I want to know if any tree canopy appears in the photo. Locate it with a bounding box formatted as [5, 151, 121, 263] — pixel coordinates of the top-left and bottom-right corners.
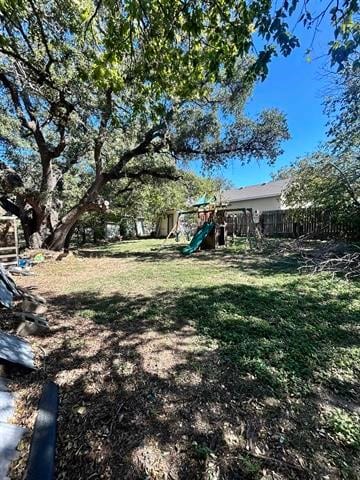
[281, 153, 359, 222]
[119, 171, 229, 226]
[0, 0, 358, 249]
[324, 65, 360, 156]
[278, 64, 359, 225]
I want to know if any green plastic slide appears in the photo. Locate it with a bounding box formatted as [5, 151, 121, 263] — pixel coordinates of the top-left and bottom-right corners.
[181, 222, 215, 255]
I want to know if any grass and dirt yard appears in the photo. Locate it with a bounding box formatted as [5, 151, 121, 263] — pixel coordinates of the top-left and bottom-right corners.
[8, 239, 360, 479]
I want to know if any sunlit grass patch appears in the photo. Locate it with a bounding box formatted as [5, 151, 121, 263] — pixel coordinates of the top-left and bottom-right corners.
[325, 408, 360, 449]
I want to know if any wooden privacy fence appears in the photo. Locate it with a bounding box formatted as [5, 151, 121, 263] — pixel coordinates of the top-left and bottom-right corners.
[226, 209, 360, 239]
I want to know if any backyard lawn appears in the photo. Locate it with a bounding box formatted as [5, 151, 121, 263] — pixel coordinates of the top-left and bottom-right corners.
[12, 239, 360, 479]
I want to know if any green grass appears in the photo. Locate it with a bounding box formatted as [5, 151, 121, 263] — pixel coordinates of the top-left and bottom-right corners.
[72, 239, 360, 398]
[325, 408, 360, 449]
[43, 238, 360, 476]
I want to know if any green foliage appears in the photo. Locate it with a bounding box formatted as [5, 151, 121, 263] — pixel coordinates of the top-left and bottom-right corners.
[324, 65, 360, 156]
[122, 172, 229, 226]
[74, 171, 227, 239]
[191, 442, 214, 460]
[281, 153, 360, 225]
[0, 0, 290, 245]
[0, 1, 356, 103]
[0, 0, 358, 248]
[277, 61, 359, 227]
[0, 0, 297, 115]
[326, 408, 360, 449]
[239, 456, 261, 477]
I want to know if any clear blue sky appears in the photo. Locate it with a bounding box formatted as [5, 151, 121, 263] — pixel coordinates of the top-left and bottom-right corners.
[192, 16, 333, 188]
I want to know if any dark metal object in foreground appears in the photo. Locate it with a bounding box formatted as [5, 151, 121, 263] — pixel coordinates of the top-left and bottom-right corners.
[25, 381, 59, 480]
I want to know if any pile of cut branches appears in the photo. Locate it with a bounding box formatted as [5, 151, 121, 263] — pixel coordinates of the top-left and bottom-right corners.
[297, 241, 360, 280]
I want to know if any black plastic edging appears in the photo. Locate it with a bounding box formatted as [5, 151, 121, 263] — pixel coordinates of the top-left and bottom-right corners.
[25, 381, 59, 480]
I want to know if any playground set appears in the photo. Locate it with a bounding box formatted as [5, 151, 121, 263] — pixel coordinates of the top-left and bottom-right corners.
[165, 196, 260, 255]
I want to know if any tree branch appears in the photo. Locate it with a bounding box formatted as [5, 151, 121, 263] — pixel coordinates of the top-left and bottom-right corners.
[0, 13, 35, 56]
[0, 73, 35, 132]
[94, 89, 112, 177]
[124, 168, 180, 182]
[1, 75, 73, 170]
[105, 123, 166, 181]
[0, 73, 52, 157]
[328, 160, 360, 209]
[171, 143, 252, 157]
[28, 0, 55, 74]
[20, 89, 37, 123]
[84, 0, 103, 35]
[0, 45, 56, 90]
[0, 196, 22, 218]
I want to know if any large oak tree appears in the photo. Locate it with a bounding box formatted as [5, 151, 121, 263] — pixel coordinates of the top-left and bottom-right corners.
[0, 0, 357, 249]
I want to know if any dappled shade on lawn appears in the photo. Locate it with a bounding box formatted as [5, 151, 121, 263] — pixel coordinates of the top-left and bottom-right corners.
[12, 239, 360, 479]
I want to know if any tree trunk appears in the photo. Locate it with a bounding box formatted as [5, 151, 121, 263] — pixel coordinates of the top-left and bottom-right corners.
[14, 205, 48, 249]
[28, 231, 43, 249]
[45, 210, 82, 251]
[21, 205, 56, 249]
[46, 174, 107, 250]
[1, 159, 61, 249]
[64, 224, 77, 252]
[1, 168, 109, 251]
[2, 193, 85, 251]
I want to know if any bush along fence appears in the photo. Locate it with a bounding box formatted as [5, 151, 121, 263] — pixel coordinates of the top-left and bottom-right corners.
[226, 208, 360, 240]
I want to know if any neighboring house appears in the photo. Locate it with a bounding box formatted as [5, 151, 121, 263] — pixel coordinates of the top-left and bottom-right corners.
[218, 179, 289, 212]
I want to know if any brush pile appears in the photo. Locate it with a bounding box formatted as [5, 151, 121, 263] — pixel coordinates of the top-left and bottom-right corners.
[297, 241, 360, 280]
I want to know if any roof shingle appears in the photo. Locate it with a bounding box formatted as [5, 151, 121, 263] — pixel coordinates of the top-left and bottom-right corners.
[220, 179, 289, 203]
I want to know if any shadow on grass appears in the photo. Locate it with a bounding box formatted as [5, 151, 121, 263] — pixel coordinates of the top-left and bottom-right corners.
[34, 277, 360, 479]
[52, 280, 359, 395]
[77, 242, 303, 279]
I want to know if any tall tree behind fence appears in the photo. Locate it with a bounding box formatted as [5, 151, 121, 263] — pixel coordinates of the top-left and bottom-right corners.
[226, 209, 360, 239]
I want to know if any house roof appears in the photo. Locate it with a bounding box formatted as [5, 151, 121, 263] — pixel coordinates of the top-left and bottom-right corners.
[220, 179, 289, 203]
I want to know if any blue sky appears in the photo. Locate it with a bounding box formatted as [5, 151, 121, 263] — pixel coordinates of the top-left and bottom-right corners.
[193, 16, 334, 188]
